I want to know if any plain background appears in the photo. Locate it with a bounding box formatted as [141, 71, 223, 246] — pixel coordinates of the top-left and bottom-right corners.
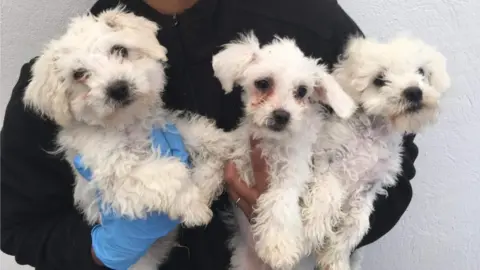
[1, 0, 479, 269]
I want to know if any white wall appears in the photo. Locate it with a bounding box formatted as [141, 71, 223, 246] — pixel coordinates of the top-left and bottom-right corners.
[1, 0, 479, 269]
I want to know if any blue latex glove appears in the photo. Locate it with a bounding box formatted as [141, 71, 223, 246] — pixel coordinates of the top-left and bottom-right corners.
[73, 123, 189, 270]
[151, 123, 191, 166]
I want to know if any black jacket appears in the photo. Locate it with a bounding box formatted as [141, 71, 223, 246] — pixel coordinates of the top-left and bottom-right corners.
[0, 0, 418, 269]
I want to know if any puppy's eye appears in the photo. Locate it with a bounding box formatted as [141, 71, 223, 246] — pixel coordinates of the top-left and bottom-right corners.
[373, 73, 386, 87]
[254, 77, 273, 92]
[73, 68, 88, 81]
[110, 45, 128, 58]
[417, 67, 425, 76]
[295, 85, 308, 99]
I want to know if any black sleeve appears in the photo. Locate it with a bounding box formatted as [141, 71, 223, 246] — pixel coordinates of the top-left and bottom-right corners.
[326, 3, 419, 248]
[0, 59, 107, 270]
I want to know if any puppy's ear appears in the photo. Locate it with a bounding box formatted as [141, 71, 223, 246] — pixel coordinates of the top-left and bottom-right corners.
[23, 47, 72, 126]
[99, 7, 166, 62]
[127, 31, 168, 62]
[212, 31, 260, 93]
[334, 36, 372, 92]
[341, 35, 368, 61]
[314, 66, 357, 119]
[98, 6, 160, 35]
[425, 48, 451, 94]
[144, 39, 168, 62]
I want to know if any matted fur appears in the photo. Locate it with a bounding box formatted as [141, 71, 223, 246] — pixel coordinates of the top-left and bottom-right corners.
[302, 35, 451, 270]
[213, 32, 356, 270]
[23, 7, 234, 270]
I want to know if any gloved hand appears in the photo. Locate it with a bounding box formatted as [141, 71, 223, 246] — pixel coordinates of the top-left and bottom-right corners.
[73, 123, 189, 270]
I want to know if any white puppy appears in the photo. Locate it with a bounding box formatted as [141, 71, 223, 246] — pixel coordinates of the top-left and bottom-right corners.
[302, 35, 451, 270]
[212, 32, 356, 270]
[23, 7, 233, 270]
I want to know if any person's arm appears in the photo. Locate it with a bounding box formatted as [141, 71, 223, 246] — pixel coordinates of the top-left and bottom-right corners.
[327, 3, 418, 248]
[1, 59, 106, 270]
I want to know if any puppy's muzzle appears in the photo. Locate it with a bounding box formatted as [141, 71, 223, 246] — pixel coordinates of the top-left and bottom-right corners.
[267, 109, 291, 131]
[107, 80, 132, 106]
[403, 86, 424, 112]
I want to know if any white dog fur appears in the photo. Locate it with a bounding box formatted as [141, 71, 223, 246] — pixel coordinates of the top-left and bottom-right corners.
[212, 32, 357, 270]
[23, 7, 235, 270]
[301, 35, 450, 270]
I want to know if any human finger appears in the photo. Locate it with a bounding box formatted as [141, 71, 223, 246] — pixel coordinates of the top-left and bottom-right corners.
[226, 183, 253, 219]
[224, 161, 259, 205]
[249, 138, 269, 194]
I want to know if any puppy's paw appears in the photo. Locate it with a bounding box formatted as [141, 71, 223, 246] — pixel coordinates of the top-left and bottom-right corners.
[317, 247, 351, 270]
[128, 158, 190, 216]
[255, 231, 302, 270]
[252, 190, 305, 269]
[180, 202, 213, 227]
[320, 259, 351, 270]
[302, 205, 344, 252]
[253, 220, 304, 270]
[171, 185, 213, 227]
[302, 215, 328, 251]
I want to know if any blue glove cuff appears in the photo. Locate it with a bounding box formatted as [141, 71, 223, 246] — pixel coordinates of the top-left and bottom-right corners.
[90, 213, 180, 270]
[91, 225, 153, 270]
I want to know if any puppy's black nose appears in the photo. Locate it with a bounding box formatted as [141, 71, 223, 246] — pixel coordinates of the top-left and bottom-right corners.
[403, 87, 423, 103]
[268, 109, 291, 131]
[272, 109, 291, 125]
[107, 80, 130, 102]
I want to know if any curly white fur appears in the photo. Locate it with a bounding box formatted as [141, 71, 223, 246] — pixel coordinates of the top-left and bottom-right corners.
[302, 35, 451, 270]
[22, 7, 235, 270]
[212, 32, 356, 270]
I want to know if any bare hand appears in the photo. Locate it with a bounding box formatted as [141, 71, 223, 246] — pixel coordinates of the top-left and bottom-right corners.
[224, 138, 269, 220]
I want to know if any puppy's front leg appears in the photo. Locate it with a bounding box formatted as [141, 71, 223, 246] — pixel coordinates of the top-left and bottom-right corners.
[169, 175, 213, 227]
[191, 159, 225, 205]
[123, 158, 189, 216]
[317, 190, 373, 270]
[252, 187, 304, 270]
[175, 116, 233, 205]
[301, 172, 345, 252]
